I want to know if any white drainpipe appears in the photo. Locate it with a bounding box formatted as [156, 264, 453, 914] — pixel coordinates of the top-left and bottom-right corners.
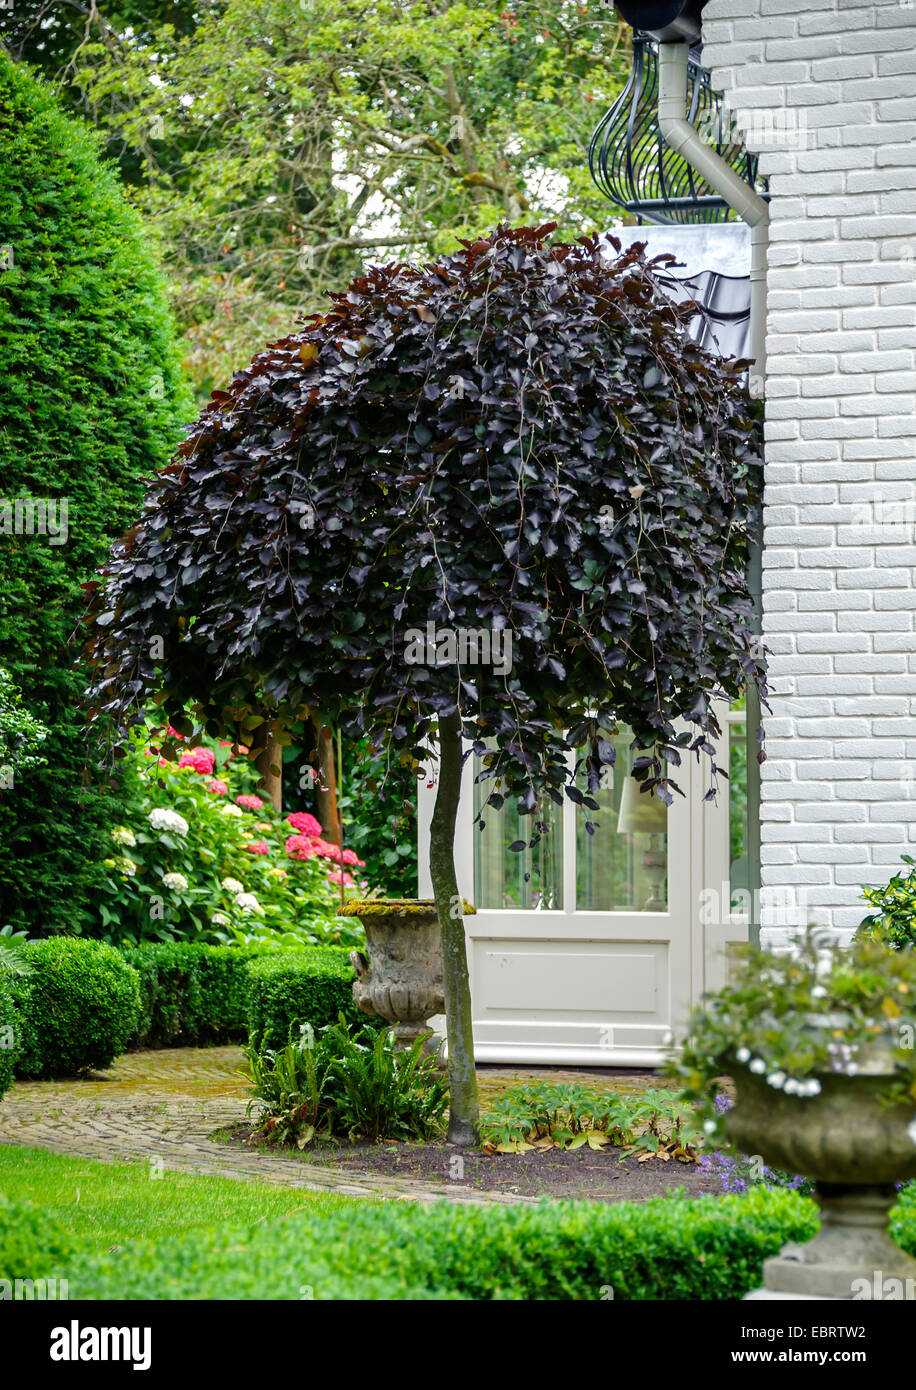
[656, 41, 768, 394]
[656, 39, 767, 942]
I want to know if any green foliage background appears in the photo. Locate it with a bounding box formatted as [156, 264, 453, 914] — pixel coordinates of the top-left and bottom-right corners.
[0, 55, 190, 932]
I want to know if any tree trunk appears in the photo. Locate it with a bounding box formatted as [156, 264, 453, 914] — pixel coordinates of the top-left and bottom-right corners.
[252, 722, 282, 812]
[314, 720, 341, 847]
[428, 710, 479, 1145]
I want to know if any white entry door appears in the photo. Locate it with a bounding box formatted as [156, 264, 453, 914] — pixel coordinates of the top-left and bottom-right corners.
[418, 715, 748, 1067]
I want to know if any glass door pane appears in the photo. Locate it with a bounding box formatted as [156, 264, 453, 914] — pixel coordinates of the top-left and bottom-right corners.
[728, 716, 749, 913]
[472, 753, 563, 909]
[576, 732, 668, 911]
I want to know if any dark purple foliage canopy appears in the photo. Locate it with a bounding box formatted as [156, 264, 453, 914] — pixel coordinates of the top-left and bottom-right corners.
[85, 224, 765, 817]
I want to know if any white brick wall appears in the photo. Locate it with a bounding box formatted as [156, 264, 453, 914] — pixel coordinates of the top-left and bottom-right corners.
[703, 0, 916, 940]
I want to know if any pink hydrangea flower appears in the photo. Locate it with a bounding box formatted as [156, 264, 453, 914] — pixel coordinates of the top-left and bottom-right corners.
[327, 870, 356, 888]
[311, 838, 342, 863]
[286, 811, 323, 837]
[341, 848, 365, 867]
[236, 794, 264, 811]
[285, 834, 315, 860]
[206, 778, 229, 796]
[177, 747, 216, 775]
[242, 840, 270, 855]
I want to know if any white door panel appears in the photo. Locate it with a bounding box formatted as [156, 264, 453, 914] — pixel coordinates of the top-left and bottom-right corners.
[418, 715, 746, 1066]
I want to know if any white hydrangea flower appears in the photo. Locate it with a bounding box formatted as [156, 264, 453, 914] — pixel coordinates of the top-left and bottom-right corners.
[211, 911, 230, 926]
[162, 872, 189, 892]
[115, 857, 137, 877]
[112, 826, 136, 847]
[221, 877, 244, 894]
[749, 1058, 767, 1075]
[735, 1046, 751, 1064]
[220, 804, 243, 818]
[236, 892, 263, 914]
[149, 808, 189, 837]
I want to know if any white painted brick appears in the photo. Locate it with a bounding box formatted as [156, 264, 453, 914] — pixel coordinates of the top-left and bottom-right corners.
[702, 0, 915, 929]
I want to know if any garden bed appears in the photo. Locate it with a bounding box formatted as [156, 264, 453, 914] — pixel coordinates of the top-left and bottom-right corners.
[219, 1124, 722, 1202]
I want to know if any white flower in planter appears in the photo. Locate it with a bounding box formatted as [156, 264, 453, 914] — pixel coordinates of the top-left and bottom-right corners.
[162, 872, 189, 892]
[221, 877, 244, 894]
[736, 1046, 751, 1064]
[149, 808, 189, 837]
[767, 1071, 787, 1090]
[749, 1058, 766, 1075]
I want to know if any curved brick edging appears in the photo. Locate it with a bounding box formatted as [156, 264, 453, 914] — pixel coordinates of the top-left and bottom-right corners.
[0, 1046, 532, 1206]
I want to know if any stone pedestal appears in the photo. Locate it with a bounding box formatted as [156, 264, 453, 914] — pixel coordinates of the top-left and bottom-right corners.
[745, 1185, 916, 1301]
[340, 898, 474, 1063]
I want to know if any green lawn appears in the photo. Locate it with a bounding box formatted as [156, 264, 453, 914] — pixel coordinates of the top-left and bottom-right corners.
[0, 1143, 366, 1254]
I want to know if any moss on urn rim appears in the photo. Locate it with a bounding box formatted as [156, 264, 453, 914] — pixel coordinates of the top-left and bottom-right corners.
[336, 897, 477, 918]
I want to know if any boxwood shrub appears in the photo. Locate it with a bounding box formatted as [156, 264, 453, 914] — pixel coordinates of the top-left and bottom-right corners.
[8, 939, 141, 1079]
[121, 942, 256, 1049]
[15, 1186, 840, 1301]
[245, 948, 359, 1049]
[0, 978, 20, 1100]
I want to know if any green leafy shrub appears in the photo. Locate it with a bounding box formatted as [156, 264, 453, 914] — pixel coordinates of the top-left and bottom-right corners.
[337, 737, 417, 898]
[0, 668, 48, 775]
[0, 54, 188, 934]
[58, 1186, 827, 1301]
[98, 731, 367, 950]
[121, 942, 258, 1049]
[668, 931, 916, 1138]
[8, 939, 141, 1078]
[0, 1194, 79, 1280]
[10, 1169, 916, 1301]
[245, 949, 361, 1050]
[248, 1014, 447, 1146]
[0, 977, 20, 1100]
[858, 855, 916, 950]
[480, 1081, 700, 1158]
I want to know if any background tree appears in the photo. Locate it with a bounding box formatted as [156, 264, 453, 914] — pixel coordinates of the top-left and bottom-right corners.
[0, 54, 189, 932]
[85, 225, 765, 1140]
[11, 0, 630, 394]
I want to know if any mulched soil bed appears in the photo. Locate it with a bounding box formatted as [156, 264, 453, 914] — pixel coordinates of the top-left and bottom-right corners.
[217, 1124, 722, 1203]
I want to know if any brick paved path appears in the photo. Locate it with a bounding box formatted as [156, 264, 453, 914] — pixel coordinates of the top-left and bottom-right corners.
[0, 1048, 666, 1206]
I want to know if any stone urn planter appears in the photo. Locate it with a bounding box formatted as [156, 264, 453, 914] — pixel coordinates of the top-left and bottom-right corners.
[337, 898, 476, 1057]
[725, 1035, 916, 1300]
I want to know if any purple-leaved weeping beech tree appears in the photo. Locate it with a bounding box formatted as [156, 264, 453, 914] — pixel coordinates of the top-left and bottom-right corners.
[84, 225, 766, 1143]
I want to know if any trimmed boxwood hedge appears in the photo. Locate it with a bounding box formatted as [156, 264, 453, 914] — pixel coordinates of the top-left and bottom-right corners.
[121, 942, 256, 1049]
[115, 942, 361, 1051]
[0, 978, 20, 1100]
[4, 1184, 881, 1301]
[245, 948, 360, 1049]
[8, 939, 141, 1079]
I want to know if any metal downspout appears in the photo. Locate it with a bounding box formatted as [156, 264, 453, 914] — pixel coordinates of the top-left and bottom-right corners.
[657, 41, 767, 944]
